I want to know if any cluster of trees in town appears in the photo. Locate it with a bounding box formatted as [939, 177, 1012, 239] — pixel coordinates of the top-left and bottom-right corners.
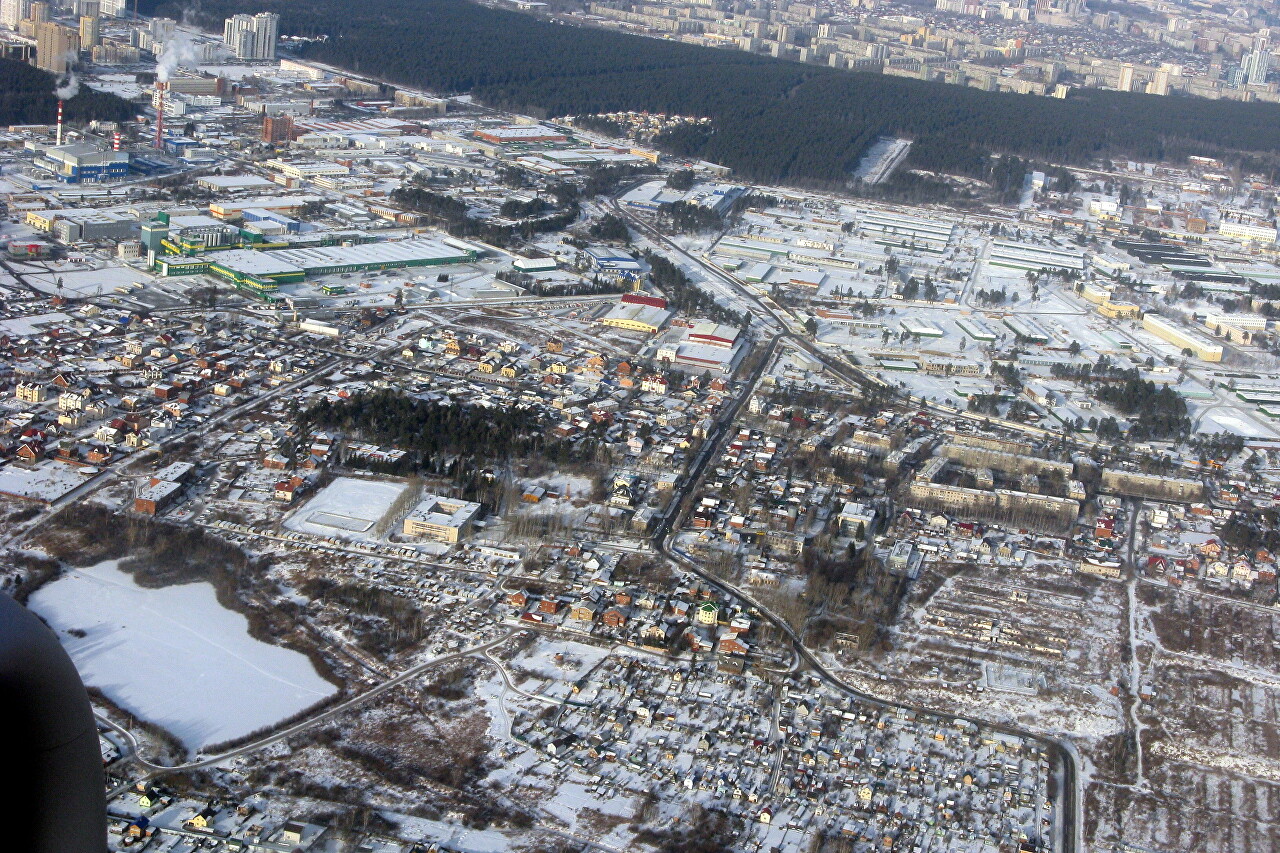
[848, 170, 963, 206]
[573, 114, 626, 139]
[0, 58, 135, 126]
[656, 200, 725, 234]
[643, 250, 749, 328]
[1221, 509, 1280, 552]
[498, 196, 547, 219]
[39, 502, 260, 582]
[390, 183, 579, 247]
[588, 213, 630, 242]
[665, 169, 696, 190]
[898, 275, 939, 302]
[1093, 376, 1191, 441]
[973, 287, 1011, 306]
[296, 577, 428, 656]
[498, 268, 627, 298]
[299, 391, 593, 470]
[967, 392, 1004, 416]
[144, 0, 1280, 188]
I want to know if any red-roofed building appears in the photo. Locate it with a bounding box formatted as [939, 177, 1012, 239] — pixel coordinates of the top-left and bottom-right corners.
[621, 292, 668, 310]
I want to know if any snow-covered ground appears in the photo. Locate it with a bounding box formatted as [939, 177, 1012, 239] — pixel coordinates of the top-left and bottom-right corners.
[30, 560, 337, 750]
[283, 476, 408, 542]
[22, 266, 151, 298]
[0, 310, 75, 337]
[0, 461, 93, 502]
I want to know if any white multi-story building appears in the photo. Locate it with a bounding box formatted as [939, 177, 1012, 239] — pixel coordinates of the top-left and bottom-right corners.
[151, 16, 175, 42]
[0, 0, 30, 29]
[1219, 219, 1278, 246]
[253, 12, 279, 60]
[223, 11, 279, 59]
[223, 13, 257, 59]
[1243, 49, 1272, 87]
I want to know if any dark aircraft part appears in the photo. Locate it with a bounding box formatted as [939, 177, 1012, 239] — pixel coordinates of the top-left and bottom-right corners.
[0, 593, 106, 852]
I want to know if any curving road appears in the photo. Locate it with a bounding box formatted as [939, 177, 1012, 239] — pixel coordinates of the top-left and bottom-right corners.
[102, 630, 516, 785]
[613, 194, 1081, 853]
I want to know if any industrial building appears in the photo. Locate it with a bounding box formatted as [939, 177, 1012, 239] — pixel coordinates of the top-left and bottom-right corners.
[900, 318, 945, 338]
[197, 175, 278, 193]
[1001, 315, 1051, 344]
[134, 479, 183, 515]
[49, 210, 136, 242]
[473, 125, 568, 145]
[205, 236, 480, 288]
[133, 462, 195, 516]
[600, 301, 672, 334]
[688, 322, 739, 348]
[1142, 314, 1224, 361]
[209, 196, 324, 220]
[987, 240, 1084, 273]
[265, 160, 350, 180]
[956, 316, 997, 342]
[584, 246, 644, 276]
[208, 249, 304, 288]
[35, 144, 129, 183]
[858, 210, 954, 253]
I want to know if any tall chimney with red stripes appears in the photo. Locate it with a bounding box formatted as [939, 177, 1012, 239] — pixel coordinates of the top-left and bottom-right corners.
[56, 99, 63, 147]
[154, 82, 166, 150]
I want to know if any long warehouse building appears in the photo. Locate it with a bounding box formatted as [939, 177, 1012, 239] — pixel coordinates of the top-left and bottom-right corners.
[1142, 314, 1224, 362]
[205, 236, 480, 289]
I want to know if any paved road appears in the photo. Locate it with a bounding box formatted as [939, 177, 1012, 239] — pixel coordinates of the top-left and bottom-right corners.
[104, 630, 516, 784]
[613, 196, 1081, 853]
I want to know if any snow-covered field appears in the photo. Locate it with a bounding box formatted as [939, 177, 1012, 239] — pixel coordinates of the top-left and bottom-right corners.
[283, 476, 407, 541]
[23, 266, 150, 298]
[0, 462, 92, 502]
[0, 310, 75, 337]
[30, 560, 337, 750]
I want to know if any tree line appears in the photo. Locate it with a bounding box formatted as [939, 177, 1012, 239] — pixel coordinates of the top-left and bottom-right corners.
[144, 0, 1280, 188]
[0, 58, 135, 127]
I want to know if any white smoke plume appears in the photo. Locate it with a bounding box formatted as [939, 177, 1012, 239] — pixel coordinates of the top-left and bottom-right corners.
[54, 71, 80, 101]
[156, 30, 198, 82]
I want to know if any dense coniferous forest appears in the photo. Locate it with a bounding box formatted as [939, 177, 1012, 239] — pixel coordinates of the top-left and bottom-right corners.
[0, 58, 136, 127]
[299, 391, 594, 470]
[144, 0, 1280, 186]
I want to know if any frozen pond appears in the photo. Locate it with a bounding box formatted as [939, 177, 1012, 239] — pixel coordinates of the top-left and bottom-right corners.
[29, 560, 337, 750]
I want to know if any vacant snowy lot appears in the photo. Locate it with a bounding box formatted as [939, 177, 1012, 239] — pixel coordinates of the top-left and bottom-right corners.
[30, 560, 336, 750]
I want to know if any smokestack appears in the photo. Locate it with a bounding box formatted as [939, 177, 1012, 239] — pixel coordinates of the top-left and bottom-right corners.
[154, 82, 165, 150]
[112, 131, 121, 152]
[56, 100, 63, 147]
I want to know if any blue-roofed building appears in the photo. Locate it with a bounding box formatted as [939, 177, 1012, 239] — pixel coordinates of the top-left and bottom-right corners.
[35, 144, 129, 183]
